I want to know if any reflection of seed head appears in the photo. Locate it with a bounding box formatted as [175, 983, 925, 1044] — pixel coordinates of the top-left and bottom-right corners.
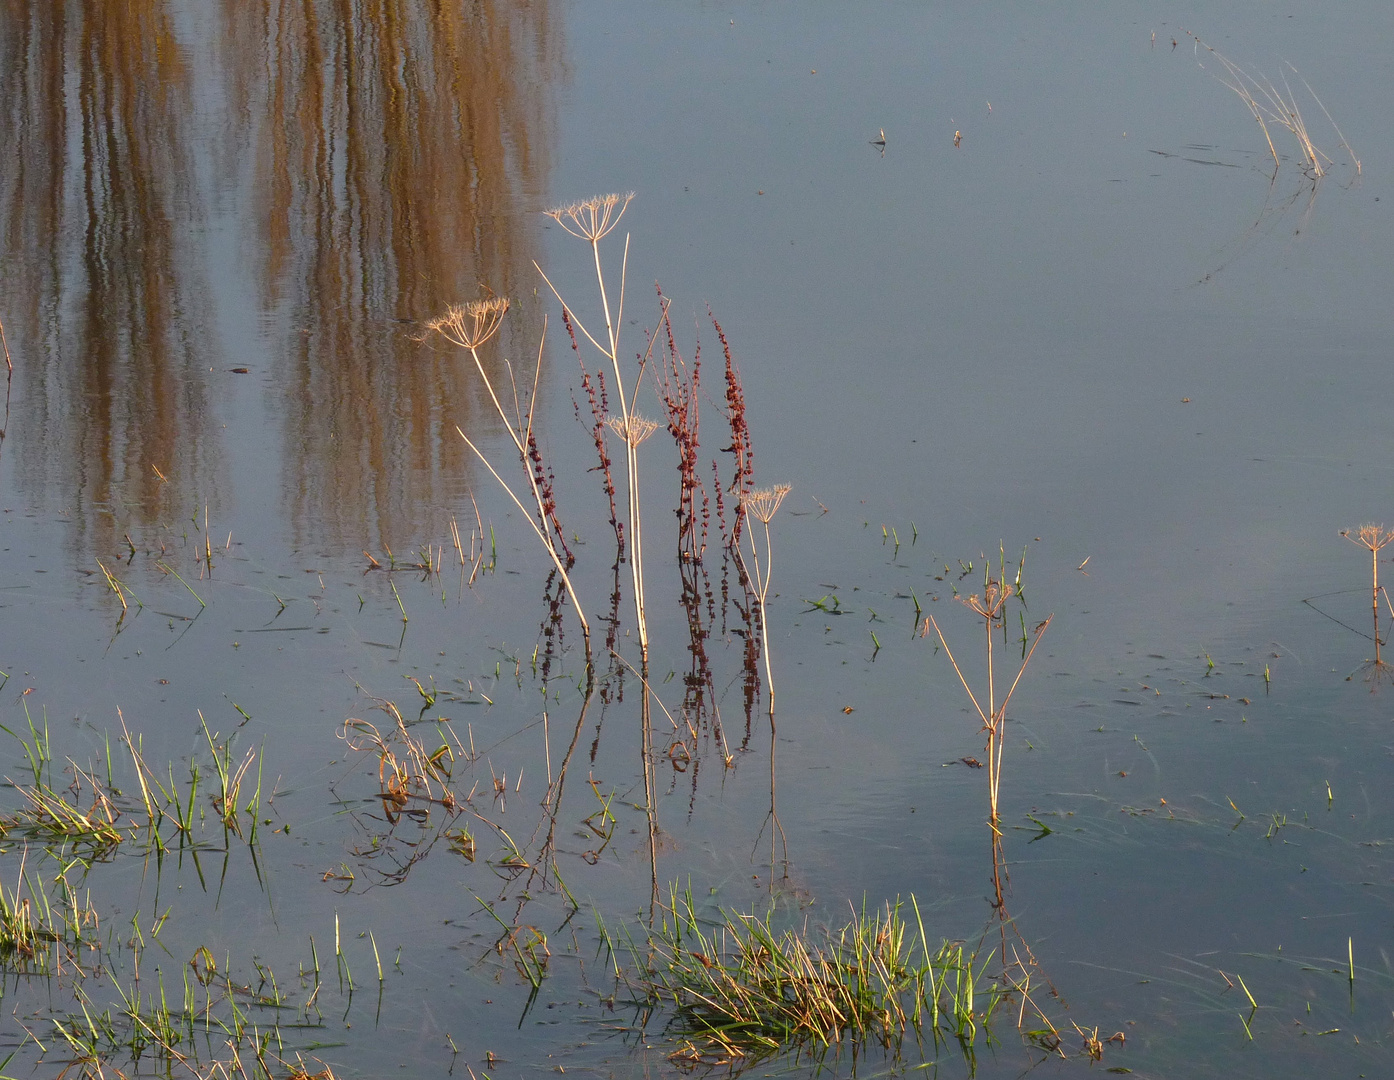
[426, 296, 510, 350]
[544, 193, 636, 242]
[742, 483, 792, 524]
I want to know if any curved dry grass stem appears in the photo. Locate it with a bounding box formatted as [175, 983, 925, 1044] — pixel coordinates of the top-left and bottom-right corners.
[1186, 30, 1359, 179]
[456, 425, 590, 654]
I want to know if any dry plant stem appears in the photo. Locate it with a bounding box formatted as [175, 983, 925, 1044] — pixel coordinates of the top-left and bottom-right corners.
[1187, 31, 1357, 178]
[738, 486, 791, 724]
[753, 520, 776, 720]
[457, 425, 589, 655]
[1343, 525, 1394, 665]
[928, 610, 1051, 829]
[431, 302, 591, 660]
[0, 314, 12, 373]
[466, 327, 552, 536]
[537, 194, 650, 662]
[641, 685, 660, 918]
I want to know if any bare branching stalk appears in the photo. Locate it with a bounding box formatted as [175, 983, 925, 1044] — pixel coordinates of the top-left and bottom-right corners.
[738, 485, 791, 723]
[1343, 524, 1394, 673]
[427, 301, 590, 661]
[538, 194, 652, 661]
[928, 553, 1051, 830]
[606, 412, 660, 657]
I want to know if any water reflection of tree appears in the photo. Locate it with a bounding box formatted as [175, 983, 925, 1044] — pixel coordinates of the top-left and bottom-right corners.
[223, 1, 560, 552]
[0, 2, 221, 553]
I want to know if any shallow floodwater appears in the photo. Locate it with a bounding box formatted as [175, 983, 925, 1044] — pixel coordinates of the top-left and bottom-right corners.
[2, 2, 1394, 1077]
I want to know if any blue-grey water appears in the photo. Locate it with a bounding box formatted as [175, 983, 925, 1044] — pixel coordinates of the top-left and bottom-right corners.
[1, 2, 1393, 1077]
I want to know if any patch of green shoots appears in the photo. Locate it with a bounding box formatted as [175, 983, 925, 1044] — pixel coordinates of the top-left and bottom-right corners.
[628, 885, 1003, 1069]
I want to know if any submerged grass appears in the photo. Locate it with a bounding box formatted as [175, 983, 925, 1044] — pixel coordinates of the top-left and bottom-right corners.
[626, 885, 1002, 1069]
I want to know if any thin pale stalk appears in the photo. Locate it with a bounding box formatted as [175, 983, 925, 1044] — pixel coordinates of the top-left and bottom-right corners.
[465, 345, 549, 536]
[592, 237, 620, 376]
[985, 611, 999, 821]
[736, 516, 775, 722]
[925, 615, 989, 726]
[1000, 618, 1051, 717]
[631, 440, 649, 658]
[761, 521, 776, 721]
[550, 238, 646, 659]
[457, 427, 590, 653]
[1299, 72, 1359, 172]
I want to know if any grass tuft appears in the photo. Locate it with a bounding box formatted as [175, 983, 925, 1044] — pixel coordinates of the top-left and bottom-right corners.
[628, 885, 1001, 1069]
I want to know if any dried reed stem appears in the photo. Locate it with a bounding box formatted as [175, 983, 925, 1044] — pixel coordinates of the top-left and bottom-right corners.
[1186, 31, 1358, 178]
[1343, 524, 1394, 667]
[539, 193, 652, 661]
[427, 301, 590, 659]
[738, 485, 791, 723]
[927, 561, 1051, 829]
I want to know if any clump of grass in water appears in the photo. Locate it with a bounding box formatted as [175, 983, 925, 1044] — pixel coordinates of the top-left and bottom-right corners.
[0, 846, 101, 972]
[628, 886, 1000, 1069]
[1, 706, 265, 857]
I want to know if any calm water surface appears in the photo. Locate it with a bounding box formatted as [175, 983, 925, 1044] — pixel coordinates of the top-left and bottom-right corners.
[2, 2, 1393, 1077]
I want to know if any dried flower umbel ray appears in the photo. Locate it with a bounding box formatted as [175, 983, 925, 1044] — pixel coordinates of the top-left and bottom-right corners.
[927, 549, 1051, 831]
[426, 299, 591, 660]
[738, 484, 791, 722]
[537, 194, 656, 662]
